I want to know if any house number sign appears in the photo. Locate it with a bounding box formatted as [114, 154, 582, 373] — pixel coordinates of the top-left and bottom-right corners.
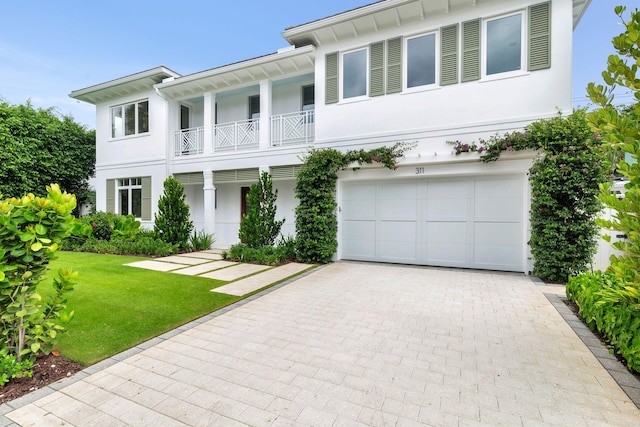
[415, 167, 425, 175]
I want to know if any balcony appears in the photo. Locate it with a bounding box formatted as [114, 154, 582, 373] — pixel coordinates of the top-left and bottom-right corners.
[173, 110, 314, 157]
[271, 110, 314, 147]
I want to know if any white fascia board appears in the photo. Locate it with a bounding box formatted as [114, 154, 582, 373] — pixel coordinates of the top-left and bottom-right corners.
[69, 66, 181, 104]
[282, 0, 412, 44]
[155, 45, 315, 91]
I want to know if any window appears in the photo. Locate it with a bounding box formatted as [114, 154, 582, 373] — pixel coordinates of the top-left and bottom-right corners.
[302, 85, 315, 111]
[406, 33, 437, 88]
[249, 95, 260, 120]
[342, 49, 367, 99]
[111, 100, 149, 138]
[485, 13, 523, 76]
[181, 105, 190, 130]
[118, 177, 142, 217]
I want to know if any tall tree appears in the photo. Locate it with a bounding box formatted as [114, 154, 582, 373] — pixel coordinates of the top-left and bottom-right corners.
[239, 171, 284, 248]
[587, 5, 640, 285]
[0, 100, 95, 209]
[154, 176, 193, 250]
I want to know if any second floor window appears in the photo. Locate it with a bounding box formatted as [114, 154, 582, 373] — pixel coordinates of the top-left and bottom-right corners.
[342, 49, 367, 99]
[485, 13, 523, 76]
[406, 33, 437, 88]
[111, 100, 149, 138]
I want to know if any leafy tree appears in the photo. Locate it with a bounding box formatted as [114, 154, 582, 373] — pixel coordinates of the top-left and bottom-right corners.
[154, 177, 193, 249]
[0, 100, 95, 210]
[239, 171, 284, 248]
[0, 184, 80, 363]
[587, 5, 640, 285]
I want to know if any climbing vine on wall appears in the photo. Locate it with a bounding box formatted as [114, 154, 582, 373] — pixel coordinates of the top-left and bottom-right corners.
[294, 142, 414, 263]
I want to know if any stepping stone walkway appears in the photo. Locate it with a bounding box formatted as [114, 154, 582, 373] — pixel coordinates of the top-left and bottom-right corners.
[211, 262, 314, 296]
[124, 251, 315, 297]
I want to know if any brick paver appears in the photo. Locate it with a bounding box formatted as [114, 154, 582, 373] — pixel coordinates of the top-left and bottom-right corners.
[4, 262, 640, 426]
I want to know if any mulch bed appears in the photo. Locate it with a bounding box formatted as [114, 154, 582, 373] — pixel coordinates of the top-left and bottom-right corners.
[0, 353, 84, 406]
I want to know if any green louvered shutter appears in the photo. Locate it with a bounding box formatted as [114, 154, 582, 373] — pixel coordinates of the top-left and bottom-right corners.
[325, 52, 339, 104]
[369, 41, 385, 97]
[106, 179, 115, 213]
[528, 2, 551, 71]
[386, 37, 403, 94]
[141, 176, 152, 220]
[440, 24, 459, 85]
[462, 19, 481, 82]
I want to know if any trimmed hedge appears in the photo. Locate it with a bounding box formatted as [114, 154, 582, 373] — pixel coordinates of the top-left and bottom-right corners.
[566, 272, 640, 372]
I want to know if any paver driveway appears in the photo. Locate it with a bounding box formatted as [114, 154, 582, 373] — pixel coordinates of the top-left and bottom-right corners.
[4, 262, 640, 426]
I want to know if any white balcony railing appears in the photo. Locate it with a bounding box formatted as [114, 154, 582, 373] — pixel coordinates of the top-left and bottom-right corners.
[271, 110, 315, 146]
[214, 119, 259, 151]
[174, 127, 204, 156]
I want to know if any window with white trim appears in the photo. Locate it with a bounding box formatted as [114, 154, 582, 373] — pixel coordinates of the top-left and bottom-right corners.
[118, 177, 142, 217]
[484, 12, 524, 76]
[406, 33, 437, 89]
[111, 100, 149, 138]
[342, 49, 367, 99]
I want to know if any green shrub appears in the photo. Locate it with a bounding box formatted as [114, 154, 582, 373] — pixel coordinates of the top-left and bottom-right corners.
[0, 354, 33, 387]
[227, 239, 297, 266]
[0, 184, 79, 362]
[189, 230, 215, 251]
[567, 271, 640, 372]
[239, 172, 284, 248]
[111, 231, 178, 257]
[85, 211, 115, 241]
[154, 177, 193, 250]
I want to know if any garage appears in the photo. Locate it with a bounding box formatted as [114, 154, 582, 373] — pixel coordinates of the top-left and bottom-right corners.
[340, 175, 526, 272]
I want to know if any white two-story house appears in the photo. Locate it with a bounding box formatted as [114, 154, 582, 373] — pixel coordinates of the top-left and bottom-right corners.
[70, 0, 591, 273]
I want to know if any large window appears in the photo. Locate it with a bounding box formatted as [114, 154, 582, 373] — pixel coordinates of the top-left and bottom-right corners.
[342, 49, 367, 99]
[406, 33, 437, 88]
[111, 100, 149, 138]
[485, 13, 523, 76]
[118, 177, 142, 217]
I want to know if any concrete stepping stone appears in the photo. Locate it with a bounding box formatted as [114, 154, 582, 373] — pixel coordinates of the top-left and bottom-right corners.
[124, 260, 186, 272]
[211, 262, 314, 296]
[173, 261, 237, 276]
[200, 263, 271, 281]
[154, 255, 209, 265]
[179, 252, 223, 260]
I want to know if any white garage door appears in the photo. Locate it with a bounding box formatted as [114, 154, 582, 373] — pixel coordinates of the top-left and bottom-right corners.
[341, 176, 525, 272]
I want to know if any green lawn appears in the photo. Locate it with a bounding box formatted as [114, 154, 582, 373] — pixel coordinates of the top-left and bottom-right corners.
[40, 252, 241, 366]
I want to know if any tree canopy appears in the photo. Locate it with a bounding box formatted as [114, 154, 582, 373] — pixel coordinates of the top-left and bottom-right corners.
[0, 99, 95, 209]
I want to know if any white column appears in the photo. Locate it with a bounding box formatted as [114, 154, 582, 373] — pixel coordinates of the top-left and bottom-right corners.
[203, 92, 216, 155]
[259, 79, 272, 150]
[203, 170, 216, 242]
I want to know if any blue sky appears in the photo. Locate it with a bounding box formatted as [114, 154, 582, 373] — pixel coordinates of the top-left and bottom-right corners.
[0, 1, 631, 130]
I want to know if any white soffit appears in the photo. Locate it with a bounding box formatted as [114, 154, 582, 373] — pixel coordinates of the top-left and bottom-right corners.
[155, 45, 316, 100]
[69, 66, 180, 105]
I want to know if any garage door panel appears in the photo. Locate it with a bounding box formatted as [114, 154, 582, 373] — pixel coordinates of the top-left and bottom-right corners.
[475, 198, 522, 221]
[475, 177, 521, 196]
[343, 220, 376, 241]
[342, 200, 377, 220]
[426, 221, 468, 264]
[427, 198, 468, 219]
[342, 183, 377, 201]
[428, 180, 469, 198]
[342, 219, 376, 259]
[473, 222, 523, 269]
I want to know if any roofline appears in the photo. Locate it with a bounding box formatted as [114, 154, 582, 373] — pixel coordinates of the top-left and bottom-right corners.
[573, 0, 591, 29]
[155, 45, 315, 90]
[69, 66, 181, 100]
[282, 0, 412, 43]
